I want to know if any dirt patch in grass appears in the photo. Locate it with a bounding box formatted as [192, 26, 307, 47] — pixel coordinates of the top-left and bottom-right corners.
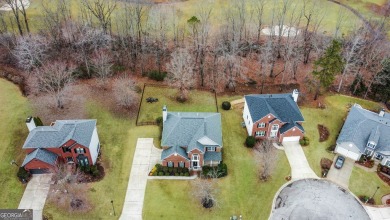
[317, 124, 330, 142]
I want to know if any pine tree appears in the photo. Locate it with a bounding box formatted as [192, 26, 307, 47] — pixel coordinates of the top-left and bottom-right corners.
[312, 40, 344, 100]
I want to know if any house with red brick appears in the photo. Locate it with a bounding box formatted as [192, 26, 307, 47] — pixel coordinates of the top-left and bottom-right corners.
[243, 90, 305, 142]
[21, 117, 100, 174]
[161, 106, 222, 171]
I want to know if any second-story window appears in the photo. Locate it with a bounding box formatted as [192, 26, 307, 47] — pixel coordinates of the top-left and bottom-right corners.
[257, 123, 266, 128]
[206, 146, 216, 151]
[74, 148, 86, 154]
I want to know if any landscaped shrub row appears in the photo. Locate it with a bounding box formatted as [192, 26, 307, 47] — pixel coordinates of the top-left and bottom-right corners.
[299, 136, 310, 146]
[356, 155, 375, 168]
[150, 164, 190, 176]
[17, 167, 30, 183]
[80, 165, 100, 177]
[202, 163, 228, 178]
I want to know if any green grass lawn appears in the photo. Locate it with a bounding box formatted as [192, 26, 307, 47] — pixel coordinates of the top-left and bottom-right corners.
[143, 95, 290, 219]
[137, 86, 217, 123]
[301, 94, 383, 176]
[349, 167, 390, 205]
[0, 79, 31, 208]
[43, 102, 160, 219]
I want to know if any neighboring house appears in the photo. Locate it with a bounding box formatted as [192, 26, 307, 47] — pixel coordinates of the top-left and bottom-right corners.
[335, 104, 390, 167]
[161, 106, 222, 171]
[21, 117, 100, 174]
[243, 89, 305, 142]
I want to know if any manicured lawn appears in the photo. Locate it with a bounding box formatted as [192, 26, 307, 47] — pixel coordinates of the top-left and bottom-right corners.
[0, 79, 31, 208]
[301, 94, 383, 176]
[349, 167, 390, 205]
[143, 95, 290, 219]
[137, 85, 217, 123]
[43, 102, 161, 219]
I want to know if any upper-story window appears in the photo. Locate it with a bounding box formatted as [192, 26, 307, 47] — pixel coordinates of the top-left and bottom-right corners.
[206, 146, 216, 152]
[62, 147, 71, 153]
[257, 123, 266, 128]
[367, 142, 376, 149]
[74, 148, 86, 154]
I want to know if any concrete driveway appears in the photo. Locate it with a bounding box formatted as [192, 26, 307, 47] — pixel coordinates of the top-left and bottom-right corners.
[327, 155, 354, 189]
[120, 138, 162, 220]
[18, 174, 53, 220]
[282, 141, 318, 180]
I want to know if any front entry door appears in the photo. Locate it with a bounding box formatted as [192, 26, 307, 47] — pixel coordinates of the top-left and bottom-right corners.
[192, 154, 200, 170]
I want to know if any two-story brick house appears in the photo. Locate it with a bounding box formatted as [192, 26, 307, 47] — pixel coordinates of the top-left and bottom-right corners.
[161, 106, 222, 171]
[243, 90, 305, 142]
[21, 117, 100, 173]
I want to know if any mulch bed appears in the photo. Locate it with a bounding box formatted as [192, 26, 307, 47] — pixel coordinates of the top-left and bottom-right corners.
[317, 124, 330, 142]
[77, 163, 105, 183]
[355, 160, 375, 168]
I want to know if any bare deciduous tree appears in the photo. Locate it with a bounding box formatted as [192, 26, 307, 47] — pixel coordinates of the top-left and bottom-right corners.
[36, 61, 75, 109]
[166, 47, 195, 101]
[113, 75, 139, 109]
[91, 49, 113, 86]
[192, 170, 219, 208]
[81, 0, 116, 34]
[254, 140, 277, 181]
[4, 0, 24, 35]
[13, 35, 49, 70]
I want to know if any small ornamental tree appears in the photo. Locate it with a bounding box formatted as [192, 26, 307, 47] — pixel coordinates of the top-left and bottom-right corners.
[245, 136, 256, 148]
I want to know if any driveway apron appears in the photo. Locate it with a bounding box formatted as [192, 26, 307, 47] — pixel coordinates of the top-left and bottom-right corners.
[18, 174, 52, 220]
[120, 138, 161, 220]
[326, 154, 354, 189]
[282, 141, 318, 180]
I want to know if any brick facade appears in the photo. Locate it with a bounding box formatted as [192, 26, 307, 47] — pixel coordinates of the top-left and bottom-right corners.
[162, 154, 190, 168]
[24, 159, 57, 172]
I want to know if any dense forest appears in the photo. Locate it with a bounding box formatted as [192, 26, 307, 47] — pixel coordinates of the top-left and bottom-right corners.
[0, 0, 389, 109]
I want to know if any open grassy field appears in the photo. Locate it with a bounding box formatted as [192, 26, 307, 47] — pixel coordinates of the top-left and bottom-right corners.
[301, 94, 383, 176]
[0, 79, 31, 208]
[137, 85, 217, 123]
[0, 0, 367, 35]
[143, 95, 291, 219]
[43, 102, 161, 219]
[349, 167, 390, 204]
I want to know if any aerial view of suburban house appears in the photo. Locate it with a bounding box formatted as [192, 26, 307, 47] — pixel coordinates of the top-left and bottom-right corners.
[160, 106, 222, 171]
[335, 104, 390, 167]
[243, 89, 305, 142]
[21, 117, 100, 173]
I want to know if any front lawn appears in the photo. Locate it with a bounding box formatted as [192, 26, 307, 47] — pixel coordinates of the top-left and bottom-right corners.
[349, 167, 390, 205]
[43, 102, 160, 219]
[0, 79, 31, 208]
[143, 95, 290, 219]
[137, 85, 217, 123]
[301, 94, 383, 176]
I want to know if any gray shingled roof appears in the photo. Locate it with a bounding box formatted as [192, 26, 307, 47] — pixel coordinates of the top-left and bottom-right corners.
[244, 94, 304, 123]
[280, 122, 304, 134]
[337, 105, 390, 153]
[161, 146, 189, 160]
[161, 111, 222, 160]
[23, 120, 96, 149]
[204, 152, 222, 161]
[22, 148, 58, 167]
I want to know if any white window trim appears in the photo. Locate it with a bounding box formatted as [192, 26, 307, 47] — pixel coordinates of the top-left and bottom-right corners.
[206, 146, 216, 151]
[192, 154, 200, 170]
[255, 131, 266, 137]
[257, 123, 265, 128]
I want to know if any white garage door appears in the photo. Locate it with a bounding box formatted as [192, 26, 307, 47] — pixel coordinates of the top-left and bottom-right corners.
[335, 146, 360, 161]
[283, 136, 300, 142]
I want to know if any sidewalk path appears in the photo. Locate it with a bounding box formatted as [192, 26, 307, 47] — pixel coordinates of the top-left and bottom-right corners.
[365, 206, 390, 220]
[120, 138, 162, 220]
[18, 174, 52, 220]
[282, 141, 318, 180]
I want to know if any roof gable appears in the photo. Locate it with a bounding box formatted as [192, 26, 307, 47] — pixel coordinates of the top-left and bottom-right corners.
[22, 148, 58, 167]
[337, 105, 390, 152]
[23, 120, 97, 149]
[162, 112, 223, 153]
[244, 93, 304, 123]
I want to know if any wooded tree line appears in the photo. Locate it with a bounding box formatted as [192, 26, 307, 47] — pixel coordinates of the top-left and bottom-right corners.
[0, 0, 390, 108]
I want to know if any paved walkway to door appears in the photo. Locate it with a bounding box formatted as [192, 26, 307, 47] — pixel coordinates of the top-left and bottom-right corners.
[120, 138, 162, 220]
[18, 174, 53, 220]
[282, 141, 318, 180]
